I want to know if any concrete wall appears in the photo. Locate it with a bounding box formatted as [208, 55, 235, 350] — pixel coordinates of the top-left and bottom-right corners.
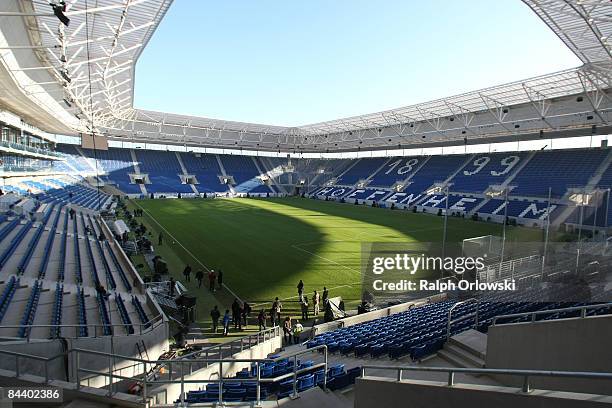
[486, 315, 612, 395]
[312, 293, 446, 336]
[70, 321, 170, 388]
[148, 335, 282, 405]
[0, 339, 65, 379]
[354, 378, 612, 408]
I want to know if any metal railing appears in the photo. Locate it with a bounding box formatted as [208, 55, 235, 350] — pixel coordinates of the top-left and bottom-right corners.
[479, 254, 542, 282]
[446, 298, 479, 339]
[179, 326, 281, 363]
[72, 344, 328, 406]
[491, 302, 612, 326]
[360, 365, 612, 393]
[0, 140, 60, 157]
[0, 349, 65, 384]
[0, 314, 165, 341]
[75, 342, 325, 405]
[0, 325, 312, 406]
[145, 281, 187, 297]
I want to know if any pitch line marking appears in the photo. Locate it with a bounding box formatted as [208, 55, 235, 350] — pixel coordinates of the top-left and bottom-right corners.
[132, 200, 244, 302]
[250, 282, 360, 308]
[290, 244, 361, 274]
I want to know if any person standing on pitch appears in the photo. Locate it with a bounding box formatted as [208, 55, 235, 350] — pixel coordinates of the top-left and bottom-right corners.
[312, 290, 320, 316]
[271, 297, 281, 327]
[242, 301, 251, 327]
[297, 280, 304, 302]
[274, 297, 282, 326]
[322, 286, 329, 304]
[232, 298, 242, 331]
[217, 269, 223, 290]
[210, 306, 220, 333]
[283, 317, 292, 345]
[195, 270, 204, 288]
[258, 309, 266, 331]
[222, 310, 231, 336]
[208, 270, 216, 292]
[158, 231, 163, 246]
[183, 265, 192, 282]
[301, 299, 309, 320]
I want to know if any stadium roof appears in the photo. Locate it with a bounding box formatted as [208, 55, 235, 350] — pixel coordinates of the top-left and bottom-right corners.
[0, 0, 610, 151]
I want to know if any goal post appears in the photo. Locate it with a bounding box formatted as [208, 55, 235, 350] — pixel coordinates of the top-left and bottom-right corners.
[462, 235, 503, 260]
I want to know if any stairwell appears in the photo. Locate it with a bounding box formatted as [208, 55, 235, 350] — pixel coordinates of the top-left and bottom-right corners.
[499, 150, 536, 191]
[335, 159, 362, 185]
[277, 384, 353, 408]
[442, 154, 476, 187]
[437, 329, 487, 368]
[553, 149, 611, 226]
[364, 157, 393, 182]
[215, 154, 235, 194]
[130, 149, 147, 195]
[175, 152, 199, 194]
[400, 155, 431, 186]
[468, 151, 537, 217]
[251, 156, 279, 193]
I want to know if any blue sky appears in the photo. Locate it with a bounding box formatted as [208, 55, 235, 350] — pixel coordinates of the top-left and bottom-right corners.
[134, 0, 581, 126]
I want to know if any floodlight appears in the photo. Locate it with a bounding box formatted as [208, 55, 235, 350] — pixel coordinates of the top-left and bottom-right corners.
[50, 1, 70, 26]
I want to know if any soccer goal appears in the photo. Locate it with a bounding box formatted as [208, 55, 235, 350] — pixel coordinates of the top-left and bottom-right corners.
[462, 235, 503, 260]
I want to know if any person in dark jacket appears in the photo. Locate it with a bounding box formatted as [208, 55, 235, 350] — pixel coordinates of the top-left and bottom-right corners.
[297, 280, 304, 301]
[282, 317, 292, 345]
[195, 270, 204, 288]
[169, 277, 175, 297]
[257, 309, 266, 331]
[208, 270, 216, 292]
[217, 269, 223, 289]
[242, 301, 251, 327]
[232, 299, 242, 330]
[183, 265, 192, 282]
[301, 299, 309, 320]
[210, 306, 221, 333]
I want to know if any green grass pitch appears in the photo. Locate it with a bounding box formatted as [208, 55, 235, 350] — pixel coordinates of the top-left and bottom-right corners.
[133, 197, 542, 308]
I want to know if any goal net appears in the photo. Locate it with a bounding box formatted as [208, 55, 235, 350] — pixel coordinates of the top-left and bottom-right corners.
[462, 235, 503, 261]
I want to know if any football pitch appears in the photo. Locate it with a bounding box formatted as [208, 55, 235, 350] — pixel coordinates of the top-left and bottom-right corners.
[134, 197, 542, 307]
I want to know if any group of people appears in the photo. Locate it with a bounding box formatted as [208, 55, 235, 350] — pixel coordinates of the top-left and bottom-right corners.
[282, 316, 303, 345]
[210, 298, 251, 336]
[201, 278, 330, 345]
[297, 280, 329, 321]
[183, 265, 223, 291]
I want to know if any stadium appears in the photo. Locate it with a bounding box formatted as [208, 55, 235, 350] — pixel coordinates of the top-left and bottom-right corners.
[0, 0, 610, 407]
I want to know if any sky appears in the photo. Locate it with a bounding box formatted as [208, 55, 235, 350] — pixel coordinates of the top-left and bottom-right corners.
[133, 0, 582, 127]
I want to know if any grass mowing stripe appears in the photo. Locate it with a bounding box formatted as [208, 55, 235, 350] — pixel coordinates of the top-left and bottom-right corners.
[134, 197, 543, 309]
[131, 199, 245, 302]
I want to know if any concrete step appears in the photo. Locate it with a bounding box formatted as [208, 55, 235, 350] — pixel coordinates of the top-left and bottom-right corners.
[437, 344, 485, 368]
[447, 329, 487, 360]
[278, 386, 352, 408]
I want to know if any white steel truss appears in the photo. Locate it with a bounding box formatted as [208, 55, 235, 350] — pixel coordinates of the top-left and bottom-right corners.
[0, 0, 610, 152]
